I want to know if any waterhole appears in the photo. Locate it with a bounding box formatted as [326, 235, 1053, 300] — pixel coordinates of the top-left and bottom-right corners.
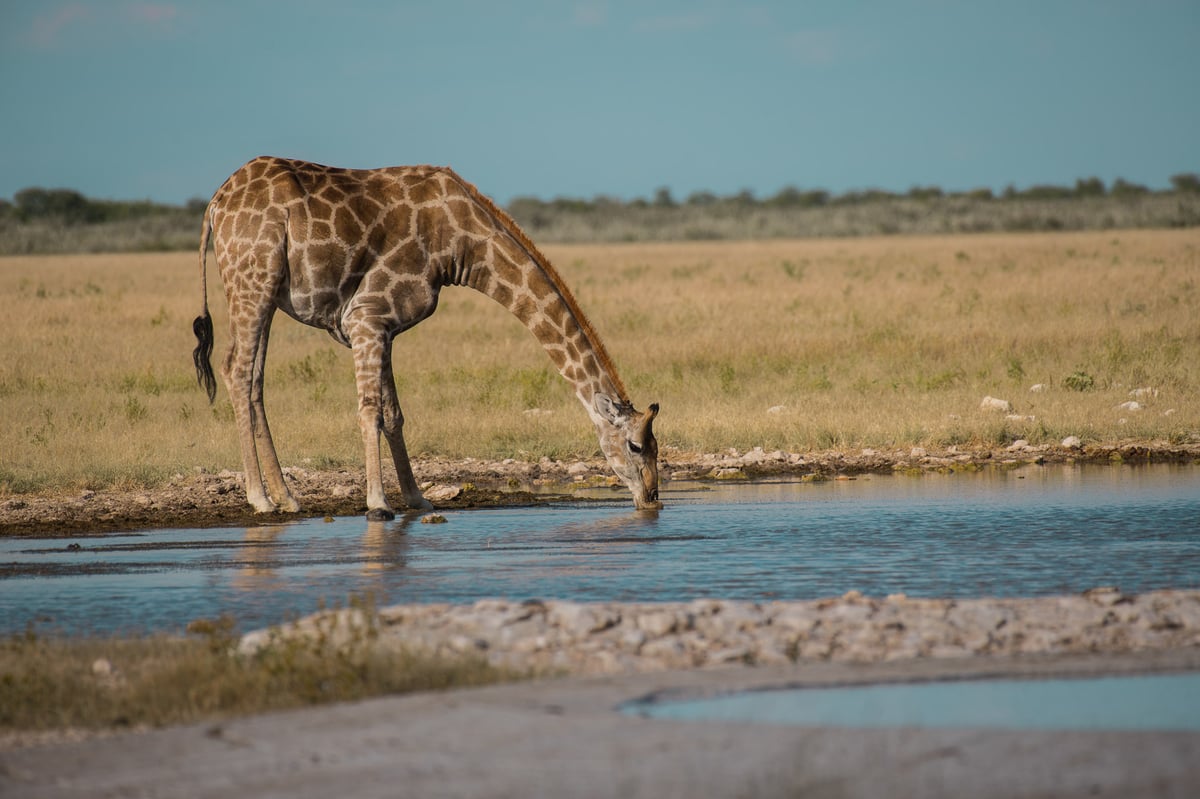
[2, 464, 1197, 636]
[623, 672, 1200, 731]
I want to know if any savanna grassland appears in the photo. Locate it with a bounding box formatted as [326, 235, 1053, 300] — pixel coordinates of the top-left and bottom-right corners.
[2, 229, 1199, 742]
[0, 229, 1197, 496]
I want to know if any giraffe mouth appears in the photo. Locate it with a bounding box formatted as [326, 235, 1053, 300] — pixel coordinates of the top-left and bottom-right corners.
[634, 485, 662, 511]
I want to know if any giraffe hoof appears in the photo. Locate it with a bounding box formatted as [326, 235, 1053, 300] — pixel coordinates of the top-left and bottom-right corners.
[366, 507, 395, 522]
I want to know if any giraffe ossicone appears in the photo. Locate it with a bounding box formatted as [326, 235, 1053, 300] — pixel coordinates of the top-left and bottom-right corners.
[192, 156, 662, 519]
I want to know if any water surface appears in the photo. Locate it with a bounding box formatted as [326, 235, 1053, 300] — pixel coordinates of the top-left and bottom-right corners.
[2, 464, 1197, 636]
[624, 672, 1200, 731]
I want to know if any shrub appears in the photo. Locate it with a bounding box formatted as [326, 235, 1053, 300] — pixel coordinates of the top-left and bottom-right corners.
[1063, 370, 1096, 392]
[1170, 173, 1200, 194]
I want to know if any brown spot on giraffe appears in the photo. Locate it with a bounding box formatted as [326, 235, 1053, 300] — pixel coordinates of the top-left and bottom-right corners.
[192, 156, 661, 518]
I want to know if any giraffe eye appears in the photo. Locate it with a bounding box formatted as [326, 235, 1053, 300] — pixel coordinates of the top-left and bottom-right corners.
[627, 440, 643, 455]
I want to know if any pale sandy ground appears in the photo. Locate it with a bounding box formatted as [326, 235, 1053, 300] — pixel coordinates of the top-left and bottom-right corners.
[2, 650, 1198, 798]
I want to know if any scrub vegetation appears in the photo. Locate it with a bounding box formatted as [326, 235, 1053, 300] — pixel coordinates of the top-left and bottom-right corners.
[1, 175, 1198, 254]
[1, 229, 1197, 495]
[0, 601, 519, 738]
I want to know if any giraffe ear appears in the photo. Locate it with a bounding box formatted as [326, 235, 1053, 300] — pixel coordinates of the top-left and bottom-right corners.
[594, 393, 625, 425]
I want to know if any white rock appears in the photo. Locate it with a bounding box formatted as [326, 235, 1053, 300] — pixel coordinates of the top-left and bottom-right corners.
[1116, 401, 1142, 412]
[1007, 439, 1029, 452]
[741, 447, 767, 464]
[1129, 387, 1158, 399]
[636, 610, 679, 637]
[980, 396, 1012, 412]
[1029, 384, 1046, 393]
[909, 447, 927, 459]
[1061, 435, 1082, 449]
[567, 462, 590, 476]
[767, 405, 785, 414]
[425, 484, 462, 502]
[1163, 408, 1177, 416]
[1005, 414, 1036, 423]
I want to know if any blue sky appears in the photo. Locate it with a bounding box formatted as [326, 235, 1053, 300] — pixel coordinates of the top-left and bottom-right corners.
[1, 1, 1197, 205]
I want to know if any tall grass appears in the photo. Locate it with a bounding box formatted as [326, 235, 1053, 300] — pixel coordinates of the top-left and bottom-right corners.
[1, 230, 1197, 494]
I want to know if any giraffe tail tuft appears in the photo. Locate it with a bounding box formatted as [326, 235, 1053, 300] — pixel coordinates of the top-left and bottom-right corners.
[193, 312, 217, 403]
[194, 199, 217, 403]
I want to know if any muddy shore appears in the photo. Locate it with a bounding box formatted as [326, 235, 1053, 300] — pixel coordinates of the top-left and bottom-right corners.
[2, 441, 1197, 537]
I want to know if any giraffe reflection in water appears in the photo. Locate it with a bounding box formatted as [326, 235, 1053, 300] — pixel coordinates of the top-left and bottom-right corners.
[230, 517, 414, 595]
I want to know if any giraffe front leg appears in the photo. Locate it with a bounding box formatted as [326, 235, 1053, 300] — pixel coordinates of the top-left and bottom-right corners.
[349, 328, 396, 522]
[381, 351, 433, 511]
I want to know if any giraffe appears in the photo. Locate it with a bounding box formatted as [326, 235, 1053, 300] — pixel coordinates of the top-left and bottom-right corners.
[192, 156, 661, 520]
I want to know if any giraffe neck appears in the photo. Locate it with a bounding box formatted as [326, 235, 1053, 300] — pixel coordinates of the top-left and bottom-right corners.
[420, 168, 633, 426]
[459, 242, 628, 418]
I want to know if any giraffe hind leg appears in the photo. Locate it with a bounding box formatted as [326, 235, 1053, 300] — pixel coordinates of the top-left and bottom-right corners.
[249, 312, 300, 512]
[220, 244, 294, 514]
[381, 342, 433, 511]
[222, 315, 276, 514]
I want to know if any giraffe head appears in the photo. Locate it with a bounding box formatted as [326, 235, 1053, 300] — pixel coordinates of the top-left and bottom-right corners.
[594, 395, 661, 510]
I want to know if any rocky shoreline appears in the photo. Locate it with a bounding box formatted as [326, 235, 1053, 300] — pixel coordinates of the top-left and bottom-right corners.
[239, 588, 1200, 678]
[3, 441, 1198, 536]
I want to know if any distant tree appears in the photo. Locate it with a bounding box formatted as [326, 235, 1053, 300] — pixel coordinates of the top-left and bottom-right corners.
[653, 187, 676, 208]
[964, 187, 994, 200]
[907, 185, 944, 200]
[1074, 177, 1106, 197]
[506, 196, 550, 228]
[769, 186, 804, 206]
[837, 188, 893, 205]
[550, 196, 592, 213]
[0, 198, 12, 218]
[686, 190, 718, 206]
[729, 189, 756, 206]
[1020, 184, 1073, 200]
[769, 186, 829, 207]
[1169, 173, 1200, 193]
[801, 189, 830, 206]
[1111, 178, 1150, 197]
[13, 187, 100, 223]
[186, 197, 209, 213]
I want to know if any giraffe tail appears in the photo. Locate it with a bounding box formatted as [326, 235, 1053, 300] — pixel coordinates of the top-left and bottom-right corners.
[193, 204, 218, 403]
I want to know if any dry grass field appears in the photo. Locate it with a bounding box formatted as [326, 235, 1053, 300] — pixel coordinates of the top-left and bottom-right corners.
[1, 229, 1197, 494]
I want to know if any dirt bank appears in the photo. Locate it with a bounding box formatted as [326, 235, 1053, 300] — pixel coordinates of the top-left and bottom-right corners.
[2, 441, 1197, 537]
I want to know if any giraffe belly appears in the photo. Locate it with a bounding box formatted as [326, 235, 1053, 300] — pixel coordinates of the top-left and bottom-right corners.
[275, 289, 349, 344]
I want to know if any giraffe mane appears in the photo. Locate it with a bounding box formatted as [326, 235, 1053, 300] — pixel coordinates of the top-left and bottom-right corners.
[441, 168, 630, 404]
